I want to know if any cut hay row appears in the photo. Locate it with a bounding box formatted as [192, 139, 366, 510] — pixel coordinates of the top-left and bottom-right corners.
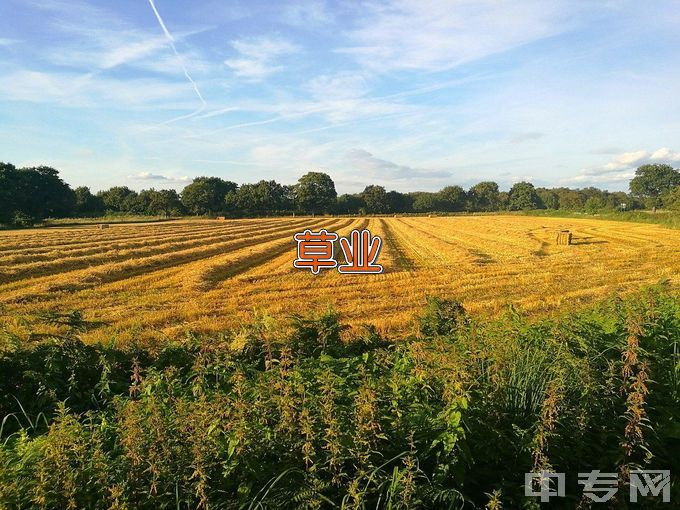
[234, 218, 365, 283]
[0, 222, 229, 257]
[0, 219, 322, 303]
[0, 218, 292, 251]
[383, 218, 451, 267]
[0, 219, 286, 256]
[0, 216, 679, 345]
[355, 218, 398, 272]
[376, 218, 416, 271]
[23, 219, 360, 344]
[576, 223, 673, 248]
[394, 217, 487, 265]
[0, 219, 288, 265]
[0, 219, 310, 283]
[418, 216, 548, 255]
[185, 218, 348, 291]
[328, 218, 371, 268]
[191, 228, 679, 330]
[0, 223, 194, 250]
[400, 217, 526, 264]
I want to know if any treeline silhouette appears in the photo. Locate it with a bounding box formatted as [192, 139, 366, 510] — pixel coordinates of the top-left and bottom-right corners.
[2, 161, 679, 226]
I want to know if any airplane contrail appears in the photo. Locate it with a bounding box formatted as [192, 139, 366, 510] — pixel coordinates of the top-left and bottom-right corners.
[147, 0, 206, 121]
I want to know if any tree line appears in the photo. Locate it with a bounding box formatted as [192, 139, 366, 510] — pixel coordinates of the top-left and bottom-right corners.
[1, 160, 679, 226]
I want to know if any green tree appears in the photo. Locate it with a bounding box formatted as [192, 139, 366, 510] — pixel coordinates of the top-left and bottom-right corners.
[74, 187, 104, 216]
[0, 162, 20, 224]
[468, 181, 500, 211]
[386, 190, 412, 213]
[438, 185, 466, 212]
[1, 164, 76, 224]
[508, 181, 542, 210]
[361, 185, 389, 214]
[294, 172, 337, 214]
[662, 186, 680, 210]
[584, 196, 607, 214]
[607, 191, 631, 210]
[629, 164, 680, 208]
[536, 188, 559, 210]
[181, 177, 237, 215]
[335, 194, 365, 215]
[97, 186, 138, 213]
[21, 166, 76, 220]
[411, 192, 442, 213]
[226, 180, 291, 215]
[144, 189, 184, 216]
[553, 187, 585, 210]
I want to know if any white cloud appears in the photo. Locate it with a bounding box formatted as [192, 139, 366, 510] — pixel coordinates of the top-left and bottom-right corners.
[345, 148, 450, 180]
[604, 150, 649, 170]
[24, 0, 206, 75]
[563, 147, 680, 187]
[589, 146, 624, 155]
[307, 72, 369, 100]
[603, 147, 680, 171]
[0, 38, 20, 46]
[509, 131, 543, 143]
[47, 34, 169, 71]
[339, 0, 576, 72]
[225, 37, 299, 80]
[650, 147, 680, 162]
[283, 0, 333, 27]
[561, 171, 635, 186]
[0, 70, 196, 108]
[130, 172, 190, 182]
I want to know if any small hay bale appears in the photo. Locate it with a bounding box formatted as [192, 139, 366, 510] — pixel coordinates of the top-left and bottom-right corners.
[98, 224, 110, 229]
[556, 229, 572, 245]
[216, 216, 226, 221]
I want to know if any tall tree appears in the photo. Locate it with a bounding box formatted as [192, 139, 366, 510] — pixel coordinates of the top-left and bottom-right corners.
[226, 180, 291, 215]
[629, 164, 680, 208]
[294, 172, 337, 214]
[146, 189, 184, 216]
[553, 187, 585, 210]
[97, 186, 138, 212]
[361, 185, 390, 214]
[663, 186, 680, 210]
[508, 181, 542, 210]
[411, 192, 442, 213]
[468, 181, 500, 211]
[20, 166, 75, 220]
[181, 177, 237, 215]
[74, 186, 104, 216]
[438, 185, 466, 212]
[1, 164, 77, 225]
[536, 188, 559, 210]
[335, 194, 365, 215]
[386, 190, 412, 213]
[0, 162, 20, 224]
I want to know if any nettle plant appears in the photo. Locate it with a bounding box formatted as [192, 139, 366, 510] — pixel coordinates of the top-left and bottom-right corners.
[0, 287, 679, 509]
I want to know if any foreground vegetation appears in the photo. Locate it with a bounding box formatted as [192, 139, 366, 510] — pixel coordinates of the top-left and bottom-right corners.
[1, 286, 678, 508]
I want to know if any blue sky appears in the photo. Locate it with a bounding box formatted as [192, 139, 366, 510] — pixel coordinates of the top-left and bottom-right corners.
[1, 0, 679, 193]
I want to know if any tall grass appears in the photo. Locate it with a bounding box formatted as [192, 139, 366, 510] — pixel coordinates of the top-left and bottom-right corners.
[0, 286, 678, 508]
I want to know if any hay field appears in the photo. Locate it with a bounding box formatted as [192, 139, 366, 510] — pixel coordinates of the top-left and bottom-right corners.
[1, 215, 678, 345]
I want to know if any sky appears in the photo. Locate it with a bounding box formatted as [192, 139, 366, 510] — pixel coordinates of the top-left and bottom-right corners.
[1, 0, 680, 194]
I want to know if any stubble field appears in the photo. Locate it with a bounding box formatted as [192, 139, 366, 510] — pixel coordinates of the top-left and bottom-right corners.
[1, 215, 678, 346]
